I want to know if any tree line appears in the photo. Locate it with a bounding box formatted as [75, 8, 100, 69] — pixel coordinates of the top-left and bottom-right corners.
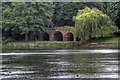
[2, 2, 120, 42]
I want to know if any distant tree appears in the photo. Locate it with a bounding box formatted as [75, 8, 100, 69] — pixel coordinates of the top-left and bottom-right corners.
[2, 2, 53, 41]
[73, 7, 118, 42]
[52, 2, 106, 27]
[106, 2, 120, 29]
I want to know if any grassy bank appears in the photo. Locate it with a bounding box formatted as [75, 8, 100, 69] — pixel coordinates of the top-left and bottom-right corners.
[89, 37, 119, 43]
[2, 37, 120, 50]
[2, 41, 81, 50]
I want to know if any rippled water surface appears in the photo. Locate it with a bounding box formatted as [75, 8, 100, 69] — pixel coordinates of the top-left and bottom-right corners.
[1, 49, 120, 80]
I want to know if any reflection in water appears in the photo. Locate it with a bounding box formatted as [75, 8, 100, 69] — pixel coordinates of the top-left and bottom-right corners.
[1, 49, 119, 79]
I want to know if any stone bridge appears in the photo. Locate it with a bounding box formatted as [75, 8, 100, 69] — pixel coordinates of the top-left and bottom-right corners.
[37, 27, 76, 41]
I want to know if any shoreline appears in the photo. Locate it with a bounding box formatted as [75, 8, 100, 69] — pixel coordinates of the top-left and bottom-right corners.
[2, 42, 119, 53]
[1, 49, 119, 54]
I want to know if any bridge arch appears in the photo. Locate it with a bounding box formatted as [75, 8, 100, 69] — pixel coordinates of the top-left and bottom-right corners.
[53, 31, 63, 41]
[42, 32, 49, 41]
[64, 32, 74, 41]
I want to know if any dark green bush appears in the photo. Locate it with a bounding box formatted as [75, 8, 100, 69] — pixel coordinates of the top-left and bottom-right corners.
[2, 37, 15, 44]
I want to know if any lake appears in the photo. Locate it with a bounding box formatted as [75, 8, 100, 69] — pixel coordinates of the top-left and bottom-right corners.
[1, 49, 120, 80]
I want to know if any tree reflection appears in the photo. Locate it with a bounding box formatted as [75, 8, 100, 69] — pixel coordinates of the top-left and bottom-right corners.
[2, 52, 118, 78]
[2, 55, 54, 77]
[63, 54, 105, 76]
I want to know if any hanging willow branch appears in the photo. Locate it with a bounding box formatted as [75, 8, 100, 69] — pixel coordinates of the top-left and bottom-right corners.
[73, 7, 118, 42]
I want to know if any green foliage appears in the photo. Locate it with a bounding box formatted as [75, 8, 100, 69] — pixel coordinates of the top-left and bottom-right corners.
[106, 2, 120, 29]
[2, 2, 53, 41]
[2, 37, 15, 44]
[59, 26, 76, 31]
[2, 2, 119, 43]
[52, 2, 106, 26]
[73, 7, 118, 42]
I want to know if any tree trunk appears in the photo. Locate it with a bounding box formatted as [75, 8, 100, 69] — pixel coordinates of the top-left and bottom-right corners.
[30, 35, 33, 40]
[25, 34, 28, 41]
[35, 33, 38, 41]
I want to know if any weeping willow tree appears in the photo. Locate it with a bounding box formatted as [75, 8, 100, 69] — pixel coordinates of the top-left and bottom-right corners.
[73, 7, 118, 42]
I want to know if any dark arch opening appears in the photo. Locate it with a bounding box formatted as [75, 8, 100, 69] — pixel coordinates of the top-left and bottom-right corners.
[53, 31, 63, 41]
[42, 32, 49, 41]
[65, 32, 74, 41]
